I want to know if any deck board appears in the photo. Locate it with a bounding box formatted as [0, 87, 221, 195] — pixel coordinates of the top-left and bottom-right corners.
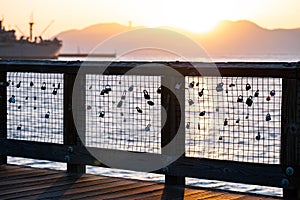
[0, 164, 281, 200]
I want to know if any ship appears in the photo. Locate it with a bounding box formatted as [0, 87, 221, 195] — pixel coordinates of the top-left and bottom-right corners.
[0, 19, 62, 59]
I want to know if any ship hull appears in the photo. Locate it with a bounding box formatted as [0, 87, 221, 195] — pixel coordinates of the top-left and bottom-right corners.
[0, 42, 62, 59]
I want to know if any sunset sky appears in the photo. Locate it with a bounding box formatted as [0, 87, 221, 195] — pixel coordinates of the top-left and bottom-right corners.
[1, 0, 300, 38]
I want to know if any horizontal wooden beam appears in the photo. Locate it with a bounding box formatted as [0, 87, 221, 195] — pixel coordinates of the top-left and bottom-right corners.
[0, 60, 298, 78]
[157, 157, 287, 188]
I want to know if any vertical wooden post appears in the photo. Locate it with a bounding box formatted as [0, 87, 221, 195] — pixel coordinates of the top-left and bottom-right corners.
[0, 72, 7, 165]
[64, 73, 86, 174]
[281, 72, 300, 198]
[161, 75, 185, 186]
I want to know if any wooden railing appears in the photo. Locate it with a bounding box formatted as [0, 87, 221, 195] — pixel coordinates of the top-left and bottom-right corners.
[0, 60, 299, 198]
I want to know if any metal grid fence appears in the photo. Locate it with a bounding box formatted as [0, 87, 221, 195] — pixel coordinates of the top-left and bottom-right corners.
[185, 76, 282, 164]
[85, 74, 161, 153]
[5, 71, 282, 164]
[6, 72, 64, 144]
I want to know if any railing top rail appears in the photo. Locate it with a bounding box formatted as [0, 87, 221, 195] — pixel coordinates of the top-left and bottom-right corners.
[0, 60, 299, 78]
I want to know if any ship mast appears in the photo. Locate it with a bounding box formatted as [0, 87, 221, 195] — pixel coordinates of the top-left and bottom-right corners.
[29, 21, 34, 42]
[29, 13, 34, 42]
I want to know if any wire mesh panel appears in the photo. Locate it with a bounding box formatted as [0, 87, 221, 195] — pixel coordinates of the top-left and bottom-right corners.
[185, 76, 281, 164]
[6, 72, 64, 144]
[85, 75, 161, 153]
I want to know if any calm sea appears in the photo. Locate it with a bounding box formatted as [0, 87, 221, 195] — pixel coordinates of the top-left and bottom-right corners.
[8, 54, 300, 197]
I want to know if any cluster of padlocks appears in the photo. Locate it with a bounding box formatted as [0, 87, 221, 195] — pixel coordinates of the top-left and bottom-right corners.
[186, 80, 276, 141]
[6, 79, 61, 131]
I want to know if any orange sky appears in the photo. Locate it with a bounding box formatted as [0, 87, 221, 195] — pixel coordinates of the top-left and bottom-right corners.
[1, 0, 300, 38]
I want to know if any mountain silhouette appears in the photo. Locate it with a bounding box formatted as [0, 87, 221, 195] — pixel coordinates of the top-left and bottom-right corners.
[56, 20, 300, 56]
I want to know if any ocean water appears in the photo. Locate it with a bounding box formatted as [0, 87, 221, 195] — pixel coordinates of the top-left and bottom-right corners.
[7, 54, 296, 197]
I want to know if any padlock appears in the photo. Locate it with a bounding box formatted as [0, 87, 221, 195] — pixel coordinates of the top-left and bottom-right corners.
[188, 99, 194, 106]
[157, 86, 162, 94]
[266, 96, 271, 101]
[246, 96, 253, 107]
[52, 88, 58, 95]
[121, 90, 126, 100]
[136, 107, 143, 113]
[99, 111, 105, 118]
[266, 113, 271, 121]
[17, 124, 22, 130]
[198, 88, 204, 97]
[143, 90, 150, 100]
[100, 89, 105, 95]
[216, 83, 223, 92]
[30, 81, 34, 87]
[41, 82, 46, 90]
[224, 118, 228, 126]
[8, 95, 16, 103]
[117, 100, 123, 108]
[254, 90, 259, 97]
[246, 83, 251, 91]
[270, 90, 275, 97]
[128, 85, 134, 92]
[105, 85, 112, 92]
[16, 81, 21, 88]
[147, 100, 154, 106]
[256, 132, 261, 141]
[145, 124, 151, 131]
[199, 111, 205, 116]
[45, 111, 50, 119]
[237, 95, 243, 103]
[189, 81, 195, 88]
[186, 122, 190, 129]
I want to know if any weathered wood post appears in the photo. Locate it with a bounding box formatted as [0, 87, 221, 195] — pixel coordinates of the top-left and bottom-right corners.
[64, 73, 86, 174]
[161, 74, 186, 186]
[0, 72, 7, 165]
[281, 63, 300, 199]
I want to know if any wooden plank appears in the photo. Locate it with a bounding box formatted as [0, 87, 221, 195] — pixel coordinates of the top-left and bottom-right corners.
[60, 182, 158, 200]
[0, 71, 7, 165]
[0, 175, 114, 197]
[64, 73, 85, 174]
[79, 184, 163, 200]
[25, 180, 142, 200]
[0, 175, 120, 199]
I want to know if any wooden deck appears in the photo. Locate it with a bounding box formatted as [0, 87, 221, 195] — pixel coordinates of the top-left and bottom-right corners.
[0, 165, 281, 200]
